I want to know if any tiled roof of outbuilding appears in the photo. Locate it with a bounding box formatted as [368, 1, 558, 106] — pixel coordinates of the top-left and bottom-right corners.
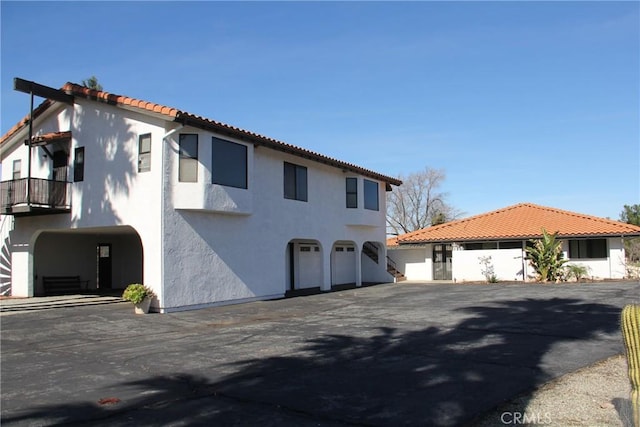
[1, 82, 402, 187]
[392, 203, 640, 245]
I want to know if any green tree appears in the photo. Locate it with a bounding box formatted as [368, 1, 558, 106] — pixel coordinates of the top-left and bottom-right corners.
[81, 76, 103, 91]
[525, 228, 567, 282]
[620, 204, 640, 226]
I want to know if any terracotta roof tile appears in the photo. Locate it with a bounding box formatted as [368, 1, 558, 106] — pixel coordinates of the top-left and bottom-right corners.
[396, 203, 640, 244]
[31, 131, 72, 145]
[2, 81, 401, 187]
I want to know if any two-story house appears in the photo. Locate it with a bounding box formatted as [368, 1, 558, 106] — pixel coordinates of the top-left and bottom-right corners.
[0, 78, 402, 312]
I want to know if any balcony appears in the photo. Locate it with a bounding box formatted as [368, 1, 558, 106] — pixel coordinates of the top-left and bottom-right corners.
[1, 178, 71, 216]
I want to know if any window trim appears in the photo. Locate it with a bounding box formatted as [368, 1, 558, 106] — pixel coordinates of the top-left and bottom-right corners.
[346, 177, 358, 208]
[12, 160, 21, 180]
[138, 133, 151, 173]
[284, 162, 308, 202]
[363, 179, 379, 211]
[568, 239, 607, 259]
[73, 147, 84, 182]
[178, 133, 198, 183]
[211, 137, 248, 189]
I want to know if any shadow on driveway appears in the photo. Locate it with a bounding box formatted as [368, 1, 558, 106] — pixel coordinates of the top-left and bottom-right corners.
[2, 296, 623, 426]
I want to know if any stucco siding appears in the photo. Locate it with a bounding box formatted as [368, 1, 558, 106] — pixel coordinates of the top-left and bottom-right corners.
[2, 98, 391, 308]
[452, 248, 525, 282]
[388, 246, 433, 281]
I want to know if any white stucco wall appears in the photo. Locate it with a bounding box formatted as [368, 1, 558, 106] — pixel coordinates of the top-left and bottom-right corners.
[1, 100, 164, 298]
[1, 98, 392, 307]
[160, 126, 390, 310]
[388, 237, 629, 283]
[563, 237, 627, 280]
[387, 246, 433, 281]
[452, 248, 525, 282]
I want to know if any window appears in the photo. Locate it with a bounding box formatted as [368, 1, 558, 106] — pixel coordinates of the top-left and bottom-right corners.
[179, 134, 198, 182]
[346, 177, 358, 208]
[569, 239, 607, 259]
[363, 179, 379, 211]
[12, 160, 21, 180]
[284, 162, 307, 201]
[138, 133, 151, 172]
[463, 242, 498, 250]
[73, 147, 84, 182]
[499, 241, 523, 249]
[212, 137, 247, 189]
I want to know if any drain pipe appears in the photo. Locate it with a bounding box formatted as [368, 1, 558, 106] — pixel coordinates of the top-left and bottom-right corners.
[159, 123, 184, 312]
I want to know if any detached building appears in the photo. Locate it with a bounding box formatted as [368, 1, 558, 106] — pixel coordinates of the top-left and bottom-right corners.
[0, 79, 401, 312]
[388, 203, 640, 282]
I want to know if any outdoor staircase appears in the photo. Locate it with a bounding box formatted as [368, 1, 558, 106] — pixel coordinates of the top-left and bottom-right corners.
[362, 242, 406, 282]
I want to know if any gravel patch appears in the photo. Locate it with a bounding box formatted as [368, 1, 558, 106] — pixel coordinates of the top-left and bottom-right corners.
[475, 354, 634, 426]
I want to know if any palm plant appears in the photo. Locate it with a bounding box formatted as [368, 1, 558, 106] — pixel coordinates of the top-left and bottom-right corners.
[525, 228, 567, 282]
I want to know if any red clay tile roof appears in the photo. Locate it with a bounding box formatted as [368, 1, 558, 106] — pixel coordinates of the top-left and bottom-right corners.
[31, 131, 72, 145]
[394, 203, 640, 244]
[1, 82, 401, 187]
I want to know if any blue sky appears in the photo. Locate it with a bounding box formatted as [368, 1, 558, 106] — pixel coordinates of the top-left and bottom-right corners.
[1, 1, 638, 220]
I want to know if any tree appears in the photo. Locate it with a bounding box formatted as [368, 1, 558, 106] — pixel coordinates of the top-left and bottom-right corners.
[81, 76, 103, 91]
[525, 228, 567, 282]
[386, 167, 461, 235]
[620, 204, 640, 226]
[621, 204, 640, 265]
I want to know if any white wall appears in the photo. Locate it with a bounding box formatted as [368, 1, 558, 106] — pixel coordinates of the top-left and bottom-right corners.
[387, 246, 433, 281]
[1, 100, 164, 298]
[389, 237, 629, 283]
[2, 99, 392, 307]
[563, 237, 627, 280]
[160, 128, 390, 310]
[452, 248, 525, 282]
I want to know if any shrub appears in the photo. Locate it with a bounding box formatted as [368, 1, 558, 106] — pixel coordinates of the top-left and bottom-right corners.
[122, 284, 153, 305]
[565, 264, 590, 282]
[525, 228, 567, 283]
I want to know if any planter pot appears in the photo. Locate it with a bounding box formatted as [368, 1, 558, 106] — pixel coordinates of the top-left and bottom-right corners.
[134, 297, 151, 314]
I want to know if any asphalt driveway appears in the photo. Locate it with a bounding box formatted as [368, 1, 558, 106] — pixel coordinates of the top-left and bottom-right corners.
[1, 281, 638, 426]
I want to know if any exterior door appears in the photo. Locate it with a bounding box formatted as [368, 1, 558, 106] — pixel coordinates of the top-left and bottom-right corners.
[97, 244, 112, 289]
[52, 151, 68, 181]
[433, 244, 453, 280]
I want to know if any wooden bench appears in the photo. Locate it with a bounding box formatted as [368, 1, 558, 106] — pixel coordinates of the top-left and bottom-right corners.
[43, 276, 89, 295]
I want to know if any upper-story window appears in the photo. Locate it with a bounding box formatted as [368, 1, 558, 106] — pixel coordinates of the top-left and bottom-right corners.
[364, 179, 379, 211]
[73, 147, 85, 182]
[12, 160, 21, 180]
[138, 133, 151, 173]
[212, 137, 247, 189]
[284, 162, 307, 202]
[346, 177, 358, 208]
[569, 239, 607, 259]
[179, 134, 198, 182]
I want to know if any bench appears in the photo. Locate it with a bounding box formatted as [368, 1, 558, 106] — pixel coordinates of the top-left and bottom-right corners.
[43, 276, 89, 295]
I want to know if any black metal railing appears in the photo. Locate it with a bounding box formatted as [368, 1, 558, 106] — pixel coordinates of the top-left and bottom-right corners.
[363, 241, 379, 263]
[1, 178, 70, 211]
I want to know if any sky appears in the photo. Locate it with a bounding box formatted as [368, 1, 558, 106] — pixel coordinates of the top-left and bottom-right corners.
[1, 1, 638, 220]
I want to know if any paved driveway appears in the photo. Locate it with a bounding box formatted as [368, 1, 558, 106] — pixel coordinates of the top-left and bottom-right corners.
[1, 281, 638, 426]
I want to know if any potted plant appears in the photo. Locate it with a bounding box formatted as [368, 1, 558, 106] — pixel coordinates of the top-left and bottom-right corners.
[122, 284, 154, 314]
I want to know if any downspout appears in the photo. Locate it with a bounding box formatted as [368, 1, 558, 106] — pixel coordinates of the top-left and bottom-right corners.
[160, 123, 184, 312]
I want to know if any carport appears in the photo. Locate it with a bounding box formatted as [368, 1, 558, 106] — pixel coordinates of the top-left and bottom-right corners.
[32, 225, 143, 296]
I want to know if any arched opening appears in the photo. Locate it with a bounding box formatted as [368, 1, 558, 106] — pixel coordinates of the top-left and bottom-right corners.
[32, 225, 143, 296]
[285, 239, 323, 296]
[331, 240, 357, 289]
[362, 240, 387, 285]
